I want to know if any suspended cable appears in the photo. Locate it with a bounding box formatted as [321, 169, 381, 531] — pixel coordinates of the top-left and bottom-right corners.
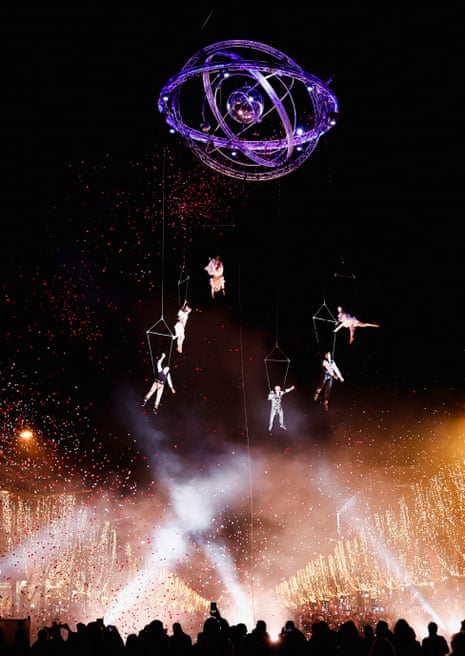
[146, 147, 175, 374]
[177, 263, 190, 307]
[236, 261, 257, 626]
[264, 182, 291, 389]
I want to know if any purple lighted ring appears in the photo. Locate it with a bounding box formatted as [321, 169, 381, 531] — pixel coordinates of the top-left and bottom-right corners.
[158, 40, 339, 181]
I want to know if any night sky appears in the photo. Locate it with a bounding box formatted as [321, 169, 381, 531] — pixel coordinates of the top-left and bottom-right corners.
[1, 6, 464, 635]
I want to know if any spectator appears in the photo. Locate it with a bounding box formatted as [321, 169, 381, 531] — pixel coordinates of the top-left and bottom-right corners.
[192, 615, 233, 655]
[307, 620, 338, 656]
[392, 618, 422, 656]
[362, 624, 376, 655]
[247, 620, 275, 655]
[276, 620, 307, 655]
[368, 637, 397, 656]
[169, 622, 193, 656]
[450, 631, 465, 656]
[376, 621, 395, 645]
[421, 621, 449, 656]
[336, 619, 365, 656]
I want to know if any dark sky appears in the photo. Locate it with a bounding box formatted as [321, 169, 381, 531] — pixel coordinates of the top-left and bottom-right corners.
[2, 6, 464, 468]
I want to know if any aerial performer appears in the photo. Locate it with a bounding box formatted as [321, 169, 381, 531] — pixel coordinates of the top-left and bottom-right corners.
[141, 353, 176, 414]
[172, 302, 192, 354]
[204, 255, 225, 298]
[313, 351, 344, 411]
[267, 384, 295, 433]
[334, 306, 380, 344]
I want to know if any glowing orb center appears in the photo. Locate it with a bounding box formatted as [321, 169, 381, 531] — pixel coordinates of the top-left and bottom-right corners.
[227, 86, 264, 124]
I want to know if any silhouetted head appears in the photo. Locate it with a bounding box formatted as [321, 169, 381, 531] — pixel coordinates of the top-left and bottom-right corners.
[376, 620, 392, 638]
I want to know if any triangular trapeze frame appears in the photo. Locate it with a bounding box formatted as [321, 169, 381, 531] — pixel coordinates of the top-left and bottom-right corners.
[312, 300, 337, 355]
[146, 318, 175, 377]
[264, 342, 290, 391]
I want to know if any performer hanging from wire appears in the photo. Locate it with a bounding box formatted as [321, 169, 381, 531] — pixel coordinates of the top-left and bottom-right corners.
[333, 306, 380, 344]
[268, 384, 295, 433]
[141, 353, 176, 414]
[204, 255, 225, 298]
[313, 351, 344, 411]
[172, 302, 192, 354]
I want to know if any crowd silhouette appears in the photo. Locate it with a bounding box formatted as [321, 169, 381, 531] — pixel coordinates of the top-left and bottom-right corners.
[2, 610, 465, 655]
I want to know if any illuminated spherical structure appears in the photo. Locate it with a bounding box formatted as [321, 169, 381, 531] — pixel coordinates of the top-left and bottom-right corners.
[227, 86, 264, 124]
[158, 40, 339, 181]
